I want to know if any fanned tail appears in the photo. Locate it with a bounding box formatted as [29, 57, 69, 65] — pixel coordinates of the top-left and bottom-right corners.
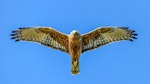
[71, 61, 80, 75]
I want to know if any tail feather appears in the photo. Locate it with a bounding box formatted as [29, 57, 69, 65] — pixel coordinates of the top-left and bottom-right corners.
[71, 61, 80, 75]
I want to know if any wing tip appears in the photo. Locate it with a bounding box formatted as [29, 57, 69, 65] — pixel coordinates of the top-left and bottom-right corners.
[115, 27, 138, 42]
[117, 27, 138, 42]
[10, 28, 21, 42]
[10, 36, 20, 42]
[128, 29, 138, 42]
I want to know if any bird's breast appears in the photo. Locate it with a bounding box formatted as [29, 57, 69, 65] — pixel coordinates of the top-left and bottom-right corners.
[68, 35, 82, 60]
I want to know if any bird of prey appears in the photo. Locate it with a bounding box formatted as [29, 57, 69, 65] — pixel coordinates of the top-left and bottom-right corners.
[10, 26, 137, 74]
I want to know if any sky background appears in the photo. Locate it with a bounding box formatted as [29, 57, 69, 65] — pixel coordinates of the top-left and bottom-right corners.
[0, 0, 149, 84]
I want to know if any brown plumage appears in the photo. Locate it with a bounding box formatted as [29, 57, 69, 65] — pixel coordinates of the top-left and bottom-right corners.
[10, 26, 138, 74]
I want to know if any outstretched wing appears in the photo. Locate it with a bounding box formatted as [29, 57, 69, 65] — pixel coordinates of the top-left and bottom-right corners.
[82, 27, 138, 53]
[11, 27, 69, 52]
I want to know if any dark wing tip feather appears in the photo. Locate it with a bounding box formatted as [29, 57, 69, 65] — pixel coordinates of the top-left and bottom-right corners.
[11, 30, 16, 33]
[132, 37, 137, 39]
[120, 27, 129, 30]
[10, 33, 16, 36]
[131, 30, 135, 32]
[10, 28, 23, 42]
[128, 29, 138, 42]
[19, 27, 25, 29]
[133, 33, 138, 36]
[118, 27, 138, 42]
[19, 27, 27, 29]
[11, 37, 16, 39]
[15, 39, 20, 42]
[129, 39, 134, 42]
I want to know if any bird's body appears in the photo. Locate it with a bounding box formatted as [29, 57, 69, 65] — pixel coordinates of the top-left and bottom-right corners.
[69, 30, 82, 74]
[11, 26, 137, 74]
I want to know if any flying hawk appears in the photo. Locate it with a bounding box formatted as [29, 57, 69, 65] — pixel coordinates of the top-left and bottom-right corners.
[10, 26, 137, 74]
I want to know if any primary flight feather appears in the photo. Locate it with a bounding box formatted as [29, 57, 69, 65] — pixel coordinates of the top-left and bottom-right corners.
[11, 26, 137, 74]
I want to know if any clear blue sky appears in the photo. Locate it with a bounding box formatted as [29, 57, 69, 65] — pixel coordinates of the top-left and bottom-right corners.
[0, 0, 149, 84]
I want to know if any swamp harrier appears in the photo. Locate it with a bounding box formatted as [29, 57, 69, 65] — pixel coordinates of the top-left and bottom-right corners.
[10, 26, 137, 74]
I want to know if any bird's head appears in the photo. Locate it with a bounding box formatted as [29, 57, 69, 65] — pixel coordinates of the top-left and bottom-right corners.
[70, 30, 80, 37]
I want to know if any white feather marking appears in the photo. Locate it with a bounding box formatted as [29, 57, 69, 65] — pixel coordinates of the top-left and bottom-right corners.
[53, 40, 56, 47]
[51, 39, 54, 46]
[41, 35, 46, 43]
[83, 45, 87, 50]
[57, 42, 60, 49]
[54, 40, 60, 49]
[45, 35, 49, 44]
[94, 40, 97, 47]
